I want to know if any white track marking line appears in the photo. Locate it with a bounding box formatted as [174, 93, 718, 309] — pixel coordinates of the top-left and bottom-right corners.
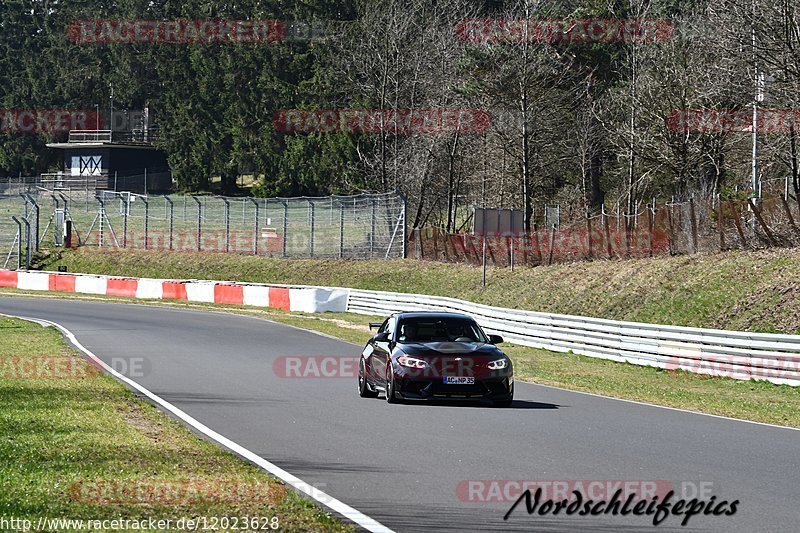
[2, 313, 394, 533]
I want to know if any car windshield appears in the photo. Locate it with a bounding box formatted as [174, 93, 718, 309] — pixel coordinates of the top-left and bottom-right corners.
[396, 317, 487, 344]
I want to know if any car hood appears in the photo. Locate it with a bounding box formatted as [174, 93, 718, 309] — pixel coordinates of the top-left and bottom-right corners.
[397, 342, 502, 357]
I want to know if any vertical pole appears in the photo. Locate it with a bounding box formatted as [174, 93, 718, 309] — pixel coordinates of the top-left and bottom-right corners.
[142, 197, 149, 250]
[586, 208, 593, 259]
[751, 0, 760, 231]
[370, 200, 376, 259]
[19, 218, 31, 270]
[11, 216, 23, 269]
[282, 200, 288, 258]
[98, 199, 104, 248]
[249, 198, 259, 255]
[510, 212, 515, 271]
[222, 197, 230, 253]
[689, 198, 699, 254]
[481, 235, 487, 288]
[144, 168, 147, 195]
[165, 196, 174, 251]
[192, 196, 202, 252]
[122, 195, 128, 248]
[786, 174, 790, 201]
[339, 203, 345, 259]
[401, 195, 407, 259]
[647, 203, 654, 257]
[309, 201, 315, 257]
[114, 171, 118, 192]
[25, 194, 40, 252]
[717, 194, 726, 251]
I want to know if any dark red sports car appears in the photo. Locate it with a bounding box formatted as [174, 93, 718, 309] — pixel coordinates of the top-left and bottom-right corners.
[358, 311, 514, 407]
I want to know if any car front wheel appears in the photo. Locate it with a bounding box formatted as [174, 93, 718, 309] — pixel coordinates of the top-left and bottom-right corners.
[385, 364, 400, 404]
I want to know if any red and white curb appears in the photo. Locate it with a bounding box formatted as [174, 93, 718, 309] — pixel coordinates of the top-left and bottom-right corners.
[0, 269, 348, 314]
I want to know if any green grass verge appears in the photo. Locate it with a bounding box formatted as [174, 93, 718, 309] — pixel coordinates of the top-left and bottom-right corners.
[3, 289, 798, 429]
[0, 315, 351, 532]
[41, 247, 800, 334]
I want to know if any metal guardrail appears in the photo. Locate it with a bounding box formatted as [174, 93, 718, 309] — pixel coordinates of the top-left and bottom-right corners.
[346, 289, 800, 387]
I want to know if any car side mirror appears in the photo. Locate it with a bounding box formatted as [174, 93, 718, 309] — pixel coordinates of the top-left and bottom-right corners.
[374, 332, 390, 342]
[488, 334, 504, 345]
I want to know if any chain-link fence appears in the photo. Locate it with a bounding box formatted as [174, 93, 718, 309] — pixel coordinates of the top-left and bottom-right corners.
[1, 190, 407, 265]
[410, 194, 800, 267]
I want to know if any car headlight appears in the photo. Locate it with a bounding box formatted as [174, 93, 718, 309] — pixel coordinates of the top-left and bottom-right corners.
[397, 356, 428, 369]
[488, 358, 508, 370]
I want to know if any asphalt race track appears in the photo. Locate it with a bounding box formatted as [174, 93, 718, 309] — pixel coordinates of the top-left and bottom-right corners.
[1, 296, 797, 532]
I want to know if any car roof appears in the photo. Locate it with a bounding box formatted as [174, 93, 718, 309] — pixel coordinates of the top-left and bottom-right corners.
[391, 311, 473, 320]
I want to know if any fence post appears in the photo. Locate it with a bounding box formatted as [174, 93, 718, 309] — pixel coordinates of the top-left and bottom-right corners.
[647, 202, 654, 257]
[98, 198, 105, 248]
[20, 217, 32, 269]
[689, 198, 699, 254]
[192, 196, 202, 252]
[339, 203, 345, 258]
[24, 194, 40, 252]
[282, 200, 288, 258]
[370, 199, 376, 259]
[222, 197, 230, 253]
[309, 200, 315, 257]
[11, 216, 23, 269]
[401, 195, 407, 260]
[249, 198, 259, 255]
[779, 194, 799, 235]
[165, 196, 174, 251]
[717, 194, 726, 251]
[748, 197, 778, 245]
[122, 194, 128, 248]
[547, 224, 557, 265]
[586, 208, 593, 260]
[142, 196, 149, 250]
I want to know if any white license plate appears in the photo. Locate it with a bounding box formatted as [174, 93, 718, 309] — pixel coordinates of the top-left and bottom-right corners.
[443, 376, 475, 385]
